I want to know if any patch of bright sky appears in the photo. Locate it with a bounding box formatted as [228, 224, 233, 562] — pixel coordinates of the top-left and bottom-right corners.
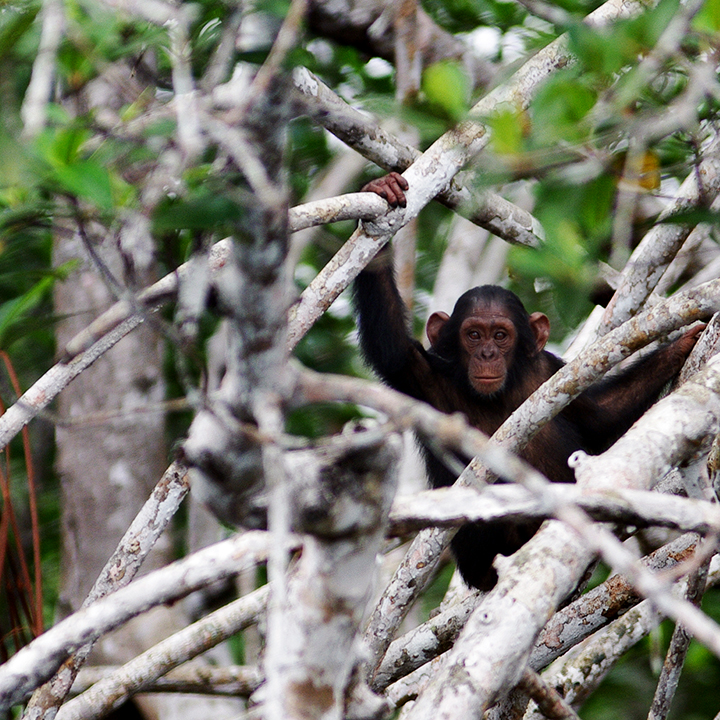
[365, 57, 395, 78]
[306, 38, 335, 65]
[463, 26, 503, 60]
[465, 15, 554, 64]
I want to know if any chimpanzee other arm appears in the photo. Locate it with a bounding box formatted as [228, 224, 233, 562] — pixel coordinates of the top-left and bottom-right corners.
[354, 244, 434, 397]
[353, 174, 436, 398]
[574, 324, 704, 452]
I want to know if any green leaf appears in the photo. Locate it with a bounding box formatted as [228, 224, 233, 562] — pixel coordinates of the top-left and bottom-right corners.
[568, 23, 625, 77]
[421, 61, 470, 122]
[569, 0, 679, 81]
[36, 126, 90, 167]
[53, 160, 114, 210]
[0, 1, 39, 61]
[530, 72, 596, 146]
[693, 0, 720, 33]
[152, 192, 245, 232]
[0, 275, 54, 348]
[488, 105, 526, 154]
[636, 0, 681, 46]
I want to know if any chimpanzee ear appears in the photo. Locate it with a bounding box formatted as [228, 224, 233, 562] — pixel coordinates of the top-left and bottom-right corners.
[529, 312, 550, 353]
[426, 311, 451, 348]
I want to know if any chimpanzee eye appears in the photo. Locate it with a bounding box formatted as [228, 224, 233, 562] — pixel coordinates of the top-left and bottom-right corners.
[495, 331, 508, 341]
[467, 330, 480, 340]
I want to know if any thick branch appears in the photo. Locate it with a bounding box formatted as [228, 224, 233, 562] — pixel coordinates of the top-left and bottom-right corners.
[381, 534, 700, 699]
[293, 68, 543, 248]
[571, 354, 720, 491]
[388, 484, 720, 537]
[598, 130, 720, 336]
[57, 587, 269, 720]
[25, 463, 190, 718]
[0, 532, 291, 710]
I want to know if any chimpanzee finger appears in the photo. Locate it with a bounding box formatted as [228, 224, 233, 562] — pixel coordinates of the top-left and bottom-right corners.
[361, 179, 387, 198]
[383, 172, 408, 207]
[362, 173, 408, 208]
[386, 172, 409, 190]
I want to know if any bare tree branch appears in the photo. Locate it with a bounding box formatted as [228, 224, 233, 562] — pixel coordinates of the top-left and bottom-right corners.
[598, 130, 720, 336]
[529, 599, 667, 717]
[519, 669, 582, 720]
[647, 547, 711, 720]
[167, 9, 204, 159]
[571, 354, 720, 491]
[57, 586, 268, 720]
[0, 532, 292, 711]
[260, 435, 400, 720]
[71, 664, 262, 698]
[388, 484, 720, 537]
[292, 68, 544, 247]
[383, 534, 702, 707]
[25, 463, 190, 719]
[530, 561, 720, 717]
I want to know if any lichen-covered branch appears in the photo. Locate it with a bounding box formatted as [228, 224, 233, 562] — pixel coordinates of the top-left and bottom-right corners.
[647, 550, 710, 720]
[292, 68, 543, 247]
[25, 463, 190, 719]
[262, 436, 400, 720]
[388, 484, 720, 537]
[57, 586, 268, 720]
[571, 354, 720, 491]
[529, 562, 720, 717]
[598, 129, 720, 336]
[71, 664, 262, 698]
[0, 532, 287, 710]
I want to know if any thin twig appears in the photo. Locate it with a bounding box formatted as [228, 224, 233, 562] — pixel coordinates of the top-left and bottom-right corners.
[0, 353, 42, 636]
[71, 664, 262, 697]
[23, 463, 191, 719]
[58, 587, 268, 719]
[241, 0, 308, 114]
[519, 669, 582, 720]
[647, 543, 712, 720]
[3, 532, 286, 711]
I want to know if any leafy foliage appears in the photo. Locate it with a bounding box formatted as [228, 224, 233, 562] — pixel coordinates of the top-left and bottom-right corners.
[0, 0, 719, 713]
[421, 61, 471, 123]
[421, 0, 525, 34]
[508, 174, 617, 330]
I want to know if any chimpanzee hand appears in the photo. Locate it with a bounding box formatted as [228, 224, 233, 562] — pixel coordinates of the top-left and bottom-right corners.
[362, 172, 409, 208]
[674, 323, 706, 357]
